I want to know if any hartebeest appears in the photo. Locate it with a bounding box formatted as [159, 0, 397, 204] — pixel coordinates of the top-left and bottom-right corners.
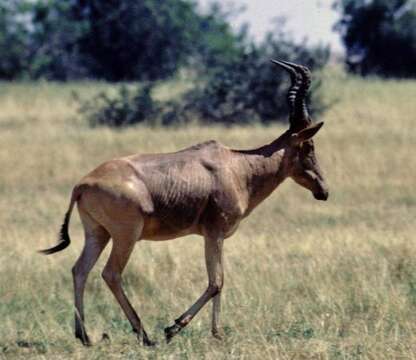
[40, 60, 328, 346]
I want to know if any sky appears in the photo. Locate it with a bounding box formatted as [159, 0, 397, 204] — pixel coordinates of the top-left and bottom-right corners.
[197, 0, 343, 53]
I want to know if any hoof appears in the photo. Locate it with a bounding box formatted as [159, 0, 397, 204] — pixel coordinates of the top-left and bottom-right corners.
[164, 323, 182, 344]
[76, 333, 92, 347]
[133, 328, 157, 347]
[212, 330, 223, 341]
[143, 337, 157, 347]
[101, 333, 110, 342]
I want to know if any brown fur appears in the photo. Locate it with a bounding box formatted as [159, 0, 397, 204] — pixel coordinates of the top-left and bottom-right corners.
[40, 60, 329, 345]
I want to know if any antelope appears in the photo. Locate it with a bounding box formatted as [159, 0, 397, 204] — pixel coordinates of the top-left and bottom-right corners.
[40, 60, 329, 346]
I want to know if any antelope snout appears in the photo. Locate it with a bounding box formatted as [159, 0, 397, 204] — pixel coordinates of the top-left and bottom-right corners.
[313, 177, 329, 201]
[313, 190, 329, 201]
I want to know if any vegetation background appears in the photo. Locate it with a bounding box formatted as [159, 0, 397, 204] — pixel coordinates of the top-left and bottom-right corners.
[0, 0, 416, 359]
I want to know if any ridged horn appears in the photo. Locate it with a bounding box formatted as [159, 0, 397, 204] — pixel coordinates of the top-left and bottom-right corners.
[271, 59, 312, 130]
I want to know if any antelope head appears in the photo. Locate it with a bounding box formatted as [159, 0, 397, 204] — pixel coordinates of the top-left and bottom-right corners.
[272, 60, 329, 201]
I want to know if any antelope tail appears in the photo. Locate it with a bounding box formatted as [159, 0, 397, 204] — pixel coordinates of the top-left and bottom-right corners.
[38, 188, 80, 255]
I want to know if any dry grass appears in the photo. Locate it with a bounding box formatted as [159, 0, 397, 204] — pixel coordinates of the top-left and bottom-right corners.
[0, 70, 415, 359]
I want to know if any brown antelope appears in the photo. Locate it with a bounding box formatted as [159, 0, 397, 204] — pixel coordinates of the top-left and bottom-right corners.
[40, 60, 328, 346]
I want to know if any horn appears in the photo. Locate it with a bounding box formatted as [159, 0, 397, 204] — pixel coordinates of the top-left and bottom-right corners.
[271, 59, 312, 130]
[271, 59, 301, 126]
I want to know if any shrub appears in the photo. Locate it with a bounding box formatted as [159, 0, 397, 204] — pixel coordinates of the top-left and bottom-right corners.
[183, 38, 330, 124]
[77, 22, 331, 127]
[76, 84, 161, 127]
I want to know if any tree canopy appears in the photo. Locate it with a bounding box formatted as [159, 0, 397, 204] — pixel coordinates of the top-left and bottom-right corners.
[0, 0, 239, 80]
[334, 0, 416, 77]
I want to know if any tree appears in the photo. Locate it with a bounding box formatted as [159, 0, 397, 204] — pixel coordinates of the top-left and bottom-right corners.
[72, 0, 242, 81]
[5, 0, 239, 81]
[67, 0, 200, 81]
[334, 0, 416, 77]
[29, 0, 89, 80]
[0, 1, 30, 79]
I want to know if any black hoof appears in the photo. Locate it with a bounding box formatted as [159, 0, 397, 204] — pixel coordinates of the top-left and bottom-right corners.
[164, 324, 182, 344]
[76, 333, 92, 347]
[101, 333, 110, 342]
[143, 337, 157, 347]
[133, 327, 156, 347]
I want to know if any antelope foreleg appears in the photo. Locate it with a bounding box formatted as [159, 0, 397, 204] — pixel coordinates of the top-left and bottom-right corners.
[165, 235, 224, 343]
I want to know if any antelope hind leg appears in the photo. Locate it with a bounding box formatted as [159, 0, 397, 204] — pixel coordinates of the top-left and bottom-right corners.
[101, 226, 156, 346]
[72, 210, 110, 346]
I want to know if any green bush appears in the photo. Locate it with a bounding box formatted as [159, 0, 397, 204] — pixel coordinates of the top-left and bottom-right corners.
[76, 84, 161, 127]
[182, 36, 330, 124]
[78, 39, 330, 127]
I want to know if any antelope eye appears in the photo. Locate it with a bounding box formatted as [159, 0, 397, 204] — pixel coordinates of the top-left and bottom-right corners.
[302, 143, 314, 155]
[300, 144, 310, 154]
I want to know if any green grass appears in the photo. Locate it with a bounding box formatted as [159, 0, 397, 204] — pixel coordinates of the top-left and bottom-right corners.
[0, 70, 415, 359]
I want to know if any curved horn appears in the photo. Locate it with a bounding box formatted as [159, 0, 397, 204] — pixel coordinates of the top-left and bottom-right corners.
[280, 60, 311, 124]
[271, 59, 301, 126]
[271, 59, 312, 130]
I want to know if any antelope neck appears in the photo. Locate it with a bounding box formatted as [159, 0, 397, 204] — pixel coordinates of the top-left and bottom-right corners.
[234, 133, 289, 214]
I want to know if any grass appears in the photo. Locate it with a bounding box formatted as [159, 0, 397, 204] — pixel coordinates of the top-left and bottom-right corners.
[0, 70, 415, 359]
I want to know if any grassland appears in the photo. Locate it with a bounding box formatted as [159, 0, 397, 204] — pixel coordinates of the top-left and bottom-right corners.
[0, 70, 415, 359]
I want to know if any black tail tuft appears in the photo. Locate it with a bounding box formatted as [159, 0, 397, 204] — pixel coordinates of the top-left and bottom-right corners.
[38, 211, 71, 255]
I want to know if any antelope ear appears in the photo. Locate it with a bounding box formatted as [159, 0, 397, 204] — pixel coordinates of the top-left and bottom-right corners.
[291, 122, 324, 145]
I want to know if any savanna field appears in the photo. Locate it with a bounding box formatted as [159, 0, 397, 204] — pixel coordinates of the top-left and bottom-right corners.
[0, 70, 415, 359]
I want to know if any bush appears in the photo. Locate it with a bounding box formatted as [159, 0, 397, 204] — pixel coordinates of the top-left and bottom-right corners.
[78, 29, 331, 127]
[76, 84, 161, 127]
[183, 35, 330, 125]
